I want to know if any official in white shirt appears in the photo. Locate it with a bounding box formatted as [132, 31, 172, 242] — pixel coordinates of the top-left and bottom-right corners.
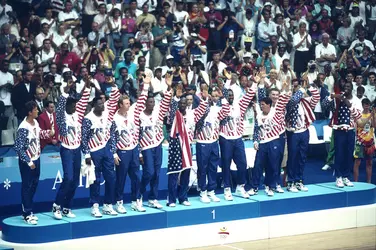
[315, 33, 336, 73]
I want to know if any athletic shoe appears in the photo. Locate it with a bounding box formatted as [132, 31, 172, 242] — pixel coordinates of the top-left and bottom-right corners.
[24, 215, 37, 225]
[131, 200, 146, 212]
[247, 188, 257, 196]
[336, 177, 344, 188]
[115, 201, 127, 214]
[167, 203, 176, 207]
[207, 190, 220, 202]
[180, 200, 191, 206]
[322, 164, 331, 171]
[287, 182, 299, 193]
[224, 187, 234, 201]
[200, 191, 210, 203]
[295, 181, 308, 192]
[91, 203, 103, 218]
[103, 204, 118, 216]
[274, 185, 285, 193]
[30, 212, 38, 221]
[343, 178, 354, 187]
[235, 185, 249, 199]
[62, 208, 76, 218]
[52, 203, 62, 220]
[148, 200, 163, 209]
[264, 186, 274, 196]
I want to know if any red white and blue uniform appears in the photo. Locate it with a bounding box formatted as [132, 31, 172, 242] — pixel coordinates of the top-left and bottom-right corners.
[322, 95, 362, 179]
[285, 87, 320, 183]
[81, 87, 120, 205]
[55, 87, 90, 209]
[219, 87, 256, 188]
[167, 97, 207, 205]
[252, 92, 290, 190]
[14, 119, 51, 218]
[113, 87, 148, 203]
[195, 98, 230, 193]
[139, 90, 172, 201]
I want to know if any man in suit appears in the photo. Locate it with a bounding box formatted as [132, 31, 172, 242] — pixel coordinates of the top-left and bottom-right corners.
[11, 70, 37, 125]
[37, 101, 59, 150]
[0, 23, 16, 55]
[34, 87, 45, 115]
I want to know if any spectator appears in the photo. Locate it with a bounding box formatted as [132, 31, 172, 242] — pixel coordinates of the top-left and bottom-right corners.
[37, 100, 59, 150]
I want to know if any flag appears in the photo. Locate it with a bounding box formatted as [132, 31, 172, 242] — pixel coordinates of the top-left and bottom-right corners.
[167, 110, 192, 174]
[300, 98, 316, 127]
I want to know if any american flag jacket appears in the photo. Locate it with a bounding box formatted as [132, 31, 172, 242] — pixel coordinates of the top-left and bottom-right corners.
[113, 86, 148, 151]
[14, 119, 51, 166]
[81, 87, 121, 158]
[56, 87, 90, 150]
[219, 87, 256, 140]
[253, 92, 290, 144]
[286, 87, 320, 133]
[322, 95, 362, 131]
[139, 90, 172, 151]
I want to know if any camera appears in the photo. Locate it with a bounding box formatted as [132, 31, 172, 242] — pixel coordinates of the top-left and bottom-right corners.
[264, 52, 269, 58]
[101, 43, 107, 50]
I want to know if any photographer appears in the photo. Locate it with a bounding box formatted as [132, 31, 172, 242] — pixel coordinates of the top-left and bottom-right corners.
[256, 47, 276, 74]
[97, 38, 115, 69]
[187, 60, 209, 91]
[117, 67, 138, 103]
[82, 45, 104, 75]
[170, 22, 186, 64]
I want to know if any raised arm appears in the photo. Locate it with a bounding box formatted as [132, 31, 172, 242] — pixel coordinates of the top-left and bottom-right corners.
[76, 87, 91, 124]
[273, 91, 290, 123]
[217, 98, 230, 121]
[194, 99, 209, 124]
[56, 92, 69, 136]
[81, 118, 92, 159]
[133, 82, 149, 127]
[239, 85, 256, 117]
[106, 85, 121, 120]
[307, 86, 320, 109]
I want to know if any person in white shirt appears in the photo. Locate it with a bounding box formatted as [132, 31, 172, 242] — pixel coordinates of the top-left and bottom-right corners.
[93, 3, 108, 34]
[274, 46, 290, 72]
[315, 33, 336, 73]
[35, 23, 53, 50]
[71, 35, 88, 59]
[206, 51, 227, 76]
[81, 0, 98, 36]
[35, 39, 55, 73]
[257, 10, 277, 54]
[188, 61, 209, 93]
[0, 59, 14, 118]
[293, 22, 311, 78]
[58, 1, 79, 34]
[41, 8, 57, 33]
[151, 68, 168, 105]
[0, 0, 12, 28]
[349, 29, 375, 57]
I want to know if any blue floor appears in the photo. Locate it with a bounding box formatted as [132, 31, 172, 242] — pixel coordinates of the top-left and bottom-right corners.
[2, 183, 375, 244]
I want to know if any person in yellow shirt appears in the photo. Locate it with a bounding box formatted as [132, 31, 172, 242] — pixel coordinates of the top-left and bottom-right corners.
[353, 98, 376, 183]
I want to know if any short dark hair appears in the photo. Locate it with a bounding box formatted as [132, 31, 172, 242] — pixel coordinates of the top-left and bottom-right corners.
[25, 101, 37, 115]
[260, 97, 272, 106]
[362, 98, 370, 105]
[44, 100, 54, 108]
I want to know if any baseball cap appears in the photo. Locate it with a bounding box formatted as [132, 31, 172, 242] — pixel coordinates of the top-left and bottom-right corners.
[166, 55, 174, 60]
[104, 68, 113, 77]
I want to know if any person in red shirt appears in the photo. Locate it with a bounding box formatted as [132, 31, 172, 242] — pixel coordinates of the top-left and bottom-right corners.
[37, 101, 59, 150]
[54, 43, 82, 75]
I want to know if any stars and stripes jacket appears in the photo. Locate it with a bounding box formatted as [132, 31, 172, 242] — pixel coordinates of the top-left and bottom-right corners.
[195, 98, 230, 144]
[113, 86, 148, 151]
[253, 92, 291, 144]
[56, 87, 90, 150]
[219, 87, 256, 140]
[168, 96, 209, 143]
[81, 87, 121, 158]
[322, 95, 362, 131]
[139, 90, 172, 151]
[286, 87, 320, 133]
[14, 119, 51, 166]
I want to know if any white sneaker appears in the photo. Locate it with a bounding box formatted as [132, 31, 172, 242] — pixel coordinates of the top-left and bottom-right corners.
[131, 200, 146, 212]
[343, 178, 354, 187]
[295, 182, 308, 192]
[274, 185, 285, 193]
[247, 188, 257, 196]
[235, 185, 249, 199]
[52, 203, 62, 220]
[24, 215, 38, 225]
[148, 200, 163, 209]
[287, 183, 299, 193]
[207, 190, 220, 202]
[322, 164, 331, 170]
[336, 177, 344, 188]
[103, 204, 118, 216]
[167, 203, 176, 207]
[200, 191, 210, 203]
[264, 186, 274, 196]
[30, 212, 38, 221]
[62, 208, 76, 218]
[224, 187, 234, 201]
[181, 201, 191, 206]
[115, 201, 127, 214]
[91, 203, 103, 218]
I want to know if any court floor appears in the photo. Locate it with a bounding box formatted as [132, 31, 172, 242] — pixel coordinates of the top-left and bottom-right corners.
[186, 226, 376, 250]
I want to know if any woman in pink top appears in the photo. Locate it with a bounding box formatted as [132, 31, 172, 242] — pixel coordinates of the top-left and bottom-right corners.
[121, 9, 137, 49]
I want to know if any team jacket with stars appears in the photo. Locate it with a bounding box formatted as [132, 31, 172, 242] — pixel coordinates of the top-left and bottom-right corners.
[168, 96, 208, 143]
[139, 90, 172, 151]
[286, 87, 320, 133]
[220, 87, 256, 140]
[322, 95, 362, 130]
[253, 92, 290, 144]
[56, 87, 91, 150]
[195, 99, 230, 144]
[81, 87, 120, 158]
[14, 119, 51, 166]
[113, 87, 148, 151]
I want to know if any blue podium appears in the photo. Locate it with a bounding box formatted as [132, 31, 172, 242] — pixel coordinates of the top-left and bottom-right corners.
[2, 183, 375, 244]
